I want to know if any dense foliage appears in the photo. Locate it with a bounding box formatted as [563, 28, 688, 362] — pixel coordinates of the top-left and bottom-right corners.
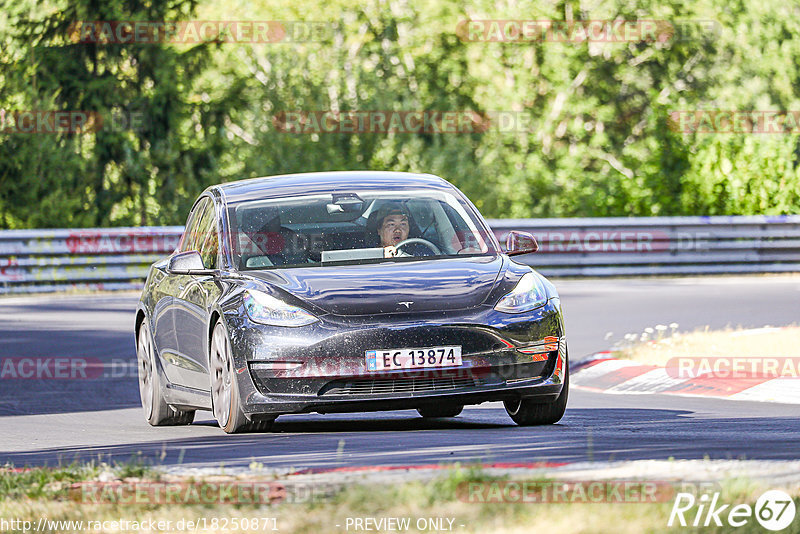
[1, 0, 799, 228]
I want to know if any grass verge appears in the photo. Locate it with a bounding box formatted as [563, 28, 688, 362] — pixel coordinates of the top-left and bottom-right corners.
[1, 463, 798, 533]
[611, 326, 800, 366]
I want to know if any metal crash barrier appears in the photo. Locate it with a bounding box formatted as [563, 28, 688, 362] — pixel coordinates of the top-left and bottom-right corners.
[1, 216, 799, 293]
[0, 227, 183, 294]
[490, 215, 800, 276]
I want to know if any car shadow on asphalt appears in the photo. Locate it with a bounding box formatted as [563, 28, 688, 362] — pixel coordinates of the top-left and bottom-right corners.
[7, 406, 800, 469]
[191, 412, 514, 432]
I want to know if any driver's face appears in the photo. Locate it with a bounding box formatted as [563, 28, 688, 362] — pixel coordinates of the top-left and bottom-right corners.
[379, 214, 409, 247]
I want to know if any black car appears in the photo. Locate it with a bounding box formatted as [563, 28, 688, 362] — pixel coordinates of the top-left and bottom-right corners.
[135, 171, 568, 433]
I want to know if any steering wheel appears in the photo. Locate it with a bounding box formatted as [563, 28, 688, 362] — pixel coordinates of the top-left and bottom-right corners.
[394, 238, 441, 255]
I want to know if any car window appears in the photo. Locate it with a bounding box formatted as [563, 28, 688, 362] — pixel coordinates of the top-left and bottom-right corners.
[228, 189, 497, 270]
[179, 197, 211, 253]
[194, 202, 218, 268]
[199, 215, 220, 269]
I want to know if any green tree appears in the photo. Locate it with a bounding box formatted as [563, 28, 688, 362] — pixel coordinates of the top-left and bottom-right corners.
[0, 0, 237, 228]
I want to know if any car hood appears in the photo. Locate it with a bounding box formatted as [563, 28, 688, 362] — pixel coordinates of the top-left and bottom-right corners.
[245, 255, 505, 316]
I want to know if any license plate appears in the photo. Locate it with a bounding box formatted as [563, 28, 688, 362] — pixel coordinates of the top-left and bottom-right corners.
[365, 346, 462, 371]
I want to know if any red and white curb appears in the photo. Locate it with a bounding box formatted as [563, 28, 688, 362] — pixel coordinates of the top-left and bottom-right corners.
[572, 352, 800, 404]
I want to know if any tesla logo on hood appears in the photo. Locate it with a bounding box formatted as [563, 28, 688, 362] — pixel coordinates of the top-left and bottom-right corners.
[398, 301, 413, 308]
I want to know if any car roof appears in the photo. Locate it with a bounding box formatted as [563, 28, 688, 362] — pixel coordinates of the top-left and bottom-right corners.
[209, 171, 456, 204]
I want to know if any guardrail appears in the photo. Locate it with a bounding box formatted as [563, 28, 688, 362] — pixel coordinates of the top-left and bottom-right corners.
[491, 215, 800, 276]
[1, 216, 799, 294]
[0, 227, 183, 294]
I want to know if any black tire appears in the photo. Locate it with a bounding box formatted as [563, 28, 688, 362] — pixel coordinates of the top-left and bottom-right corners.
[504, 355, 569, 426]
[210, 320, 274, 434]
[417, 405, 464, 418]
[137, 321, 195, 426]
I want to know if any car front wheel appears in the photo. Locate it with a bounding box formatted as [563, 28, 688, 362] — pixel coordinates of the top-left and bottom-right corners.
[504, 354, 569, 426]
[210, 319, 274, 433]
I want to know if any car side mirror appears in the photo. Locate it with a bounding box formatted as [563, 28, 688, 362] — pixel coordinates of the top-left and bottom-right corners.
[167, 251, 214, 275]
[505, 231, 539, 256]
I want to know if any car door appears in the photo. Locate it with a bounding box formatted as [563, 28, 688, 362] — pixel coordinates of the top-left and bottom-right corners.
[171, 197, 222, 391]
[152, 198, 208, 387]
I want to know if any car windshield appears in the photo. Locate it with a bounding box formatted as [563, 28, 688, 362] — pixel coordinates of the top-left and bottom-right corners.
[228, 189, 498, 270]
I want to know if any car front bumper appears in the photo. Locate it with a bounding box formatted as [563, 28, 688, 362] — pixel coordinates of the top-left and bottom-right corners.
[223, 298, 566, 417]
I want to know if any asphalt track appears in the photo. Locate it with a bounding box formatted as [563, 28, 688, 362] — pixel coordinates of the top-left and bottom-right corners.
[1, 276, 798, 469]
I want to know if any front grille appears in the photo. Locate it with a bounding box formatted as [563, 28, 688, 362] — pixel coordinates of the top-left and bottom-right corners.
[321, 376, 482, 396]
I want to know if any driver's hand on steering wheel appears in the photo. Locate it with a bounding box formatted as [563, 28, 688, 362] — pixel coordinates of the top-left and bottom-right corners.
[384, 245, 412, 257]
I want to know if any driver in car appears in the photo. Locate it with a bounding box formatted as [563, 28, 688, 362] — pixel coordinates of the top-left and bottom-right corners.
[374, 203, 434, 258]
[378, 207, 409, 250]
[375, 202, 441, 258]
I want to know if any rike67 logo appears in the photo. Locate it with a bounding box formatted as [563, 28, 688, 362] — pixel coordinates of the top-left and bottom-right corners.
[669, 490, 796, 531]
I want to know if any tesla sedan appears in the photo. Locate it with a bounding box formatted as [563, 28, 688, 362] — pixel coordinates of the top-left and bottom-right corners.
[135, 171, 568, 433]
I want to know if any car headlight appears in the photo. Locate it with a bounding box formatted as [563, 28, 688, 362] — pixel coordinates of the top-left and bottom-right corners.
[494, 272, 548, 313]
[243, 291, 318, 327]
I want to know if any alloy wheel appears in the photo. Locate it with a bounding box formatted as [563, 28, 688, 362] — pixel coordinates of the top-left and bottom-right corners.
[137, 323, 154, 419]
[210, 324, 233, 426]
